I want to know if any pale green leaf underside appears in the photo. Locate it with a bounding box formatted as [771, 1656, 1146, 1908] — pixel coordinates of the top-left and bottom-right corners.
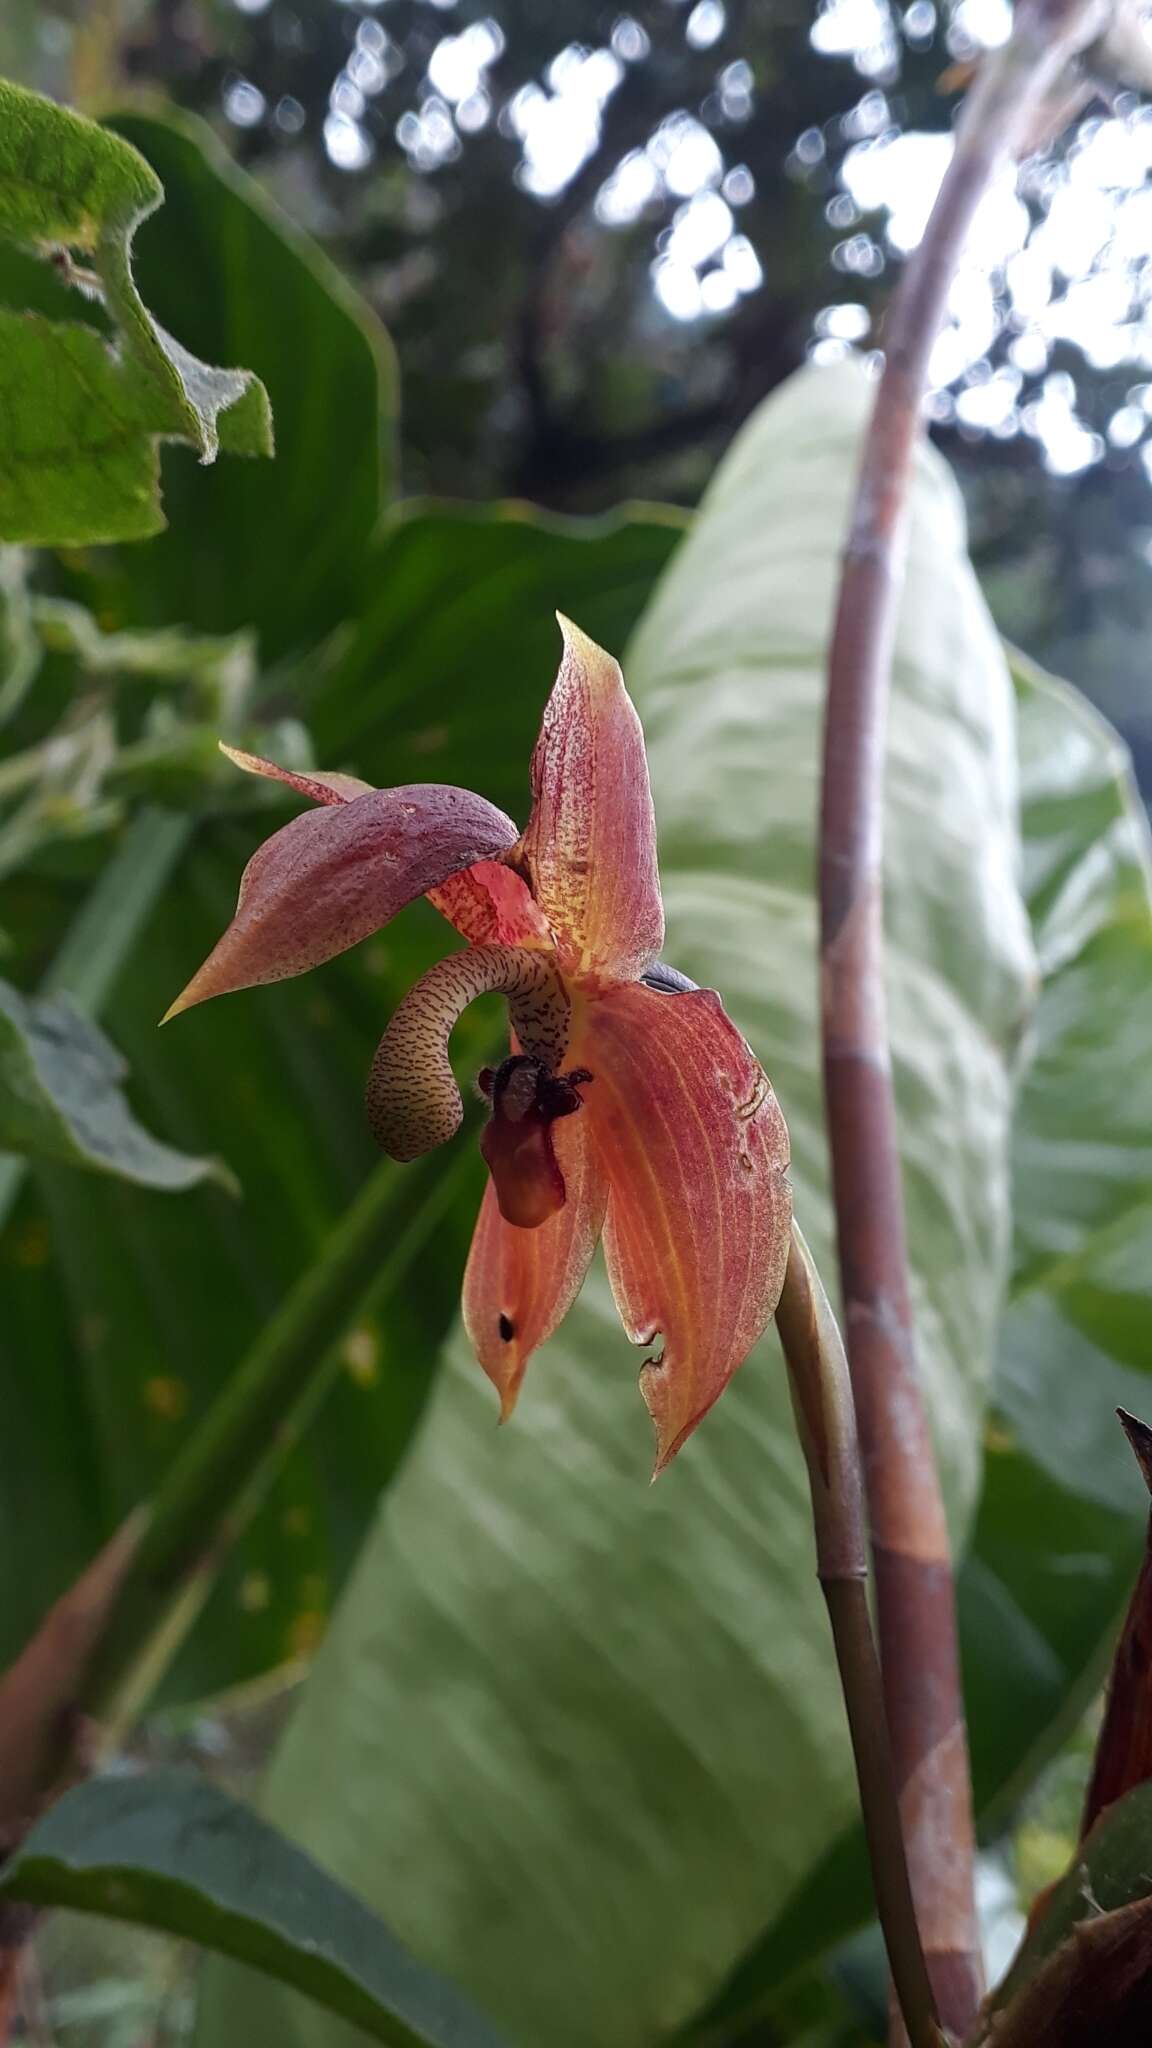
[0, 1771, 506, 2048]
[0, 78, 271, 545]
[953, 650, 1152, 1812]
[0, 976, 224, 1190]
[715, 640, 1152, 2032]
[197, 365, 1037, 2048]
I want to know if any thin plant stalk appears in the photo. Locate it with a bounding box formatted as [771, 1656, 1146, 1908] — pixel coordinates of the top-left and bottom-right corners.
[818, 3, 1108, 2032]
[777, 1226, 944, 2048]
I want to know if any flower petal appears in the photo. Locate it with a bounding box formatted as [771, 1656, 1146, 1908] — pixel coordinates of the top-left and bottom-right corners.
[218, 743, 374, 806]
[427, 860, 552, 948]
[463, 1108, 608, 1420]
[581, 980, 792, 1472]
[519, 616, 664, 983]
[164, 786, 519, 1019]
[219, 751, 548, 944]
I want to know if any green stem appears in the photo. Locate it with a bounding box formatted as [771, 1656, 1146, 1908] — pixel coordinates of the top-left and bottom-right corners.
[85, 1138, 474, 1727]
[775, 1225, 944, 2048]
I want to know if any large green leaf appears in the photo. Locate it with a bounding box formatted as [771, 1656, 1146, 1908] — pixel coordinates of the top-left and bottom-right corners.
[962, 654, 1152, 1810]
[67, 107, 392, 662]
[0, 503, 679, 1706]
[196, 364, 1035, 2048]
[0, 80, 270, 545]
[679, 657, 1152, 2039]
[0, 1771, 506, 2048]
[307, 499, 690, 821]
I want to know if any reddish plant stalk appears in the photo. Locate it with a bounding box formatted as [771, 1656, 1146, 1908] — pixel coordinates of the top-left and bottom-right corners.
[818, 3, 1106, 2034]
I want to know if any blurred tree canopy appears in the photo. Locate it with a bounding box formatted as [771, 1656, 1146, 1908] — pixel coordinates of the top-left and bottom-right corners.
[11, 0, 1152, 785]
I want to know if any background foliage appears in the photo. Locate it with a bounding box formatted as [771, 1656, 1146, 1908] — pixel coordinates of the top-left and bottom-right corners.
[4, 8, 1152, 2046]
[36, 0, 1152, 791]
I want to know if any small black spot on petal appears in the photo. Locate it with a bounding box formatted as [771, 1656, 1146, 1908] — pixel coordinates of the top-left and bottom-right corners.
[498, 1314, 515, 1343]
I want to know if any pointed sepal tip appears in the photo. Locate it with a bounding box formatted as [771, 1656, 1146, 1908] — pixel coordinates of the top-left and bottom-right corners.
[1117, 1407, 1152, 1497]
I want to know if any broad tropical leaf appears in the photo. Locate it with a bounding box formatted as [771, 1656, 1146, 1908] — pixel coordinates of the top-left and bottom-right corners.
[963, 655, 1152, 1812]
[0, 1771, 506, 2048]
[686, 654, 1152, 2040]
[307, 499, 689, 821]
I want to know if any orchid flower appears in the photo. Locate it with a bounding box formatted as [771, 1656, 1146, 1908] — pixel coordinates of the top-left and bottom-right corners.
[166, 618, 792, 1470]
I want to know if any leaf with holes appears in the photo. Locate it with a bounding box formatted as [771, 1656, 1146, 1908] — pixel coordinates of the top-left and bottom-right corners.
[80, 106, 390, 659]
[0, 78, 270, 545]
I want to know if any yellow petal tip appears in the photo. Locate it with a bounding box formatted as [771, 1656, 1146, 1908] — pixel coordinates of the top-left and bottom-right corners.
[218, 741, 262, 775]
[160, 971, 213, 1024]
[649, 1441, 675, 1483]
[555, 611, 616, 675]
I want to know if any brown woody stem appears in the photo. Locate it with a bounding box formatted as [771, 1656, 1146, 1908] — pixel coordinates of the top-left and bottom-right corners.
[777, 1227, 944, 2048]
[818, 4, 1107, 2035]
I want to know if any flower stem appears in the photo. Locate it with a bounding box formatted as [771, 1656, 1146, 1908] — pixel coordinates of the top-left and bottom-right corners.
[818, 6, 1109, 2033]
[777, 1226, 944, 2048]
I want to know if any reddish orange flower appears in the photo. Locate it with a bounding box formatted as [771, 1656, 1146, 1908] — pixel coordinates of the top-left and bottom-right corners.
[166, 618, 792, 1469]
